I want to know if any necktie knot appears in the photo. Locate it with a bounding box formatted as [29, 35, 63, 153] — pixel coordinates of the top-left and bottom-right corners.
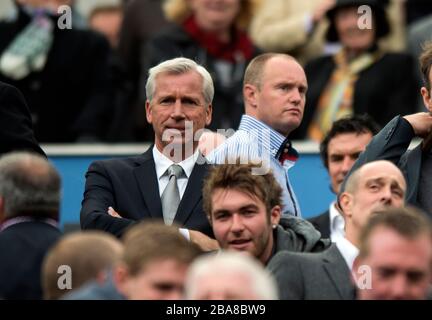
[167, 164, 184, 179]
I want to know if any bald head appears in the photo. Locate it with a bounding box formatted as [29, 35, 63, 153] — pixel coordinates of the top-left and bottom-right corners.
[344, 161, 406, 195]
[340, 160, 406, 246]
[243, 53, 298, 89]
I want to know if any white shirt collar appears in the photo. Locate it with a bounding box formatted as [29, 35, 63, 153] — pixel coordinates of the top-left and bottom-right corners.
[335, 237, 359, 270]
[152, 145, 198, 180]
[329, 201, 345, 242]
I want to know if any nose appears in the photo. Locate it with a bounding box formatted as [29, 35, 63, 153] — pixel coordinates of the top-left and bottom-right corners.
[171, 99, 186, 120]
[379, 186, 393, 205]
[289, 88, 302, 105]
[230, 214, 245, 234]
[341, 157, 354, 175]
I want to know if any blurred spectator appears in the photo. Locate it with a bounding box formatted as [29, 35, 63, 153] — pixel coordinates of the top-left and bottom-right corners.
[308, 114, 379, 240]
[185, 252, 278, 300]
[89, 5, 123, 48]
[42, 231, 123, 299]
[143, 0, 260, 135]
[0, 81, 45, 156]
[64, 222, 202, 300]
[293, 0, 418, 141]
[250, 0, 406, 66]
[250, 0, 334, 65]
[117, 0, 170, 141]
[202, 162, 330, 264]
[354, 207, 432, 300]
[0, 0, 114, 142]
[88, 4, 135, 141]
[0, 152, 62, 300]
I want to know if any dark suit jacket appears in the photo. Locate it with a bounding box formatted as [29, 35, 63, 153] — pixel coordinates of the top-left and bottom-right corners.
[0, 220, 61, 300]
[344, 116, 424, 211]
[0, 8, 114, 142]
[307, 210, 330, 239]
[0, 81, 45, 157]
[291, 53, 418, 139]
[80, 147, 212, 238]
[268, 244, 356, 300]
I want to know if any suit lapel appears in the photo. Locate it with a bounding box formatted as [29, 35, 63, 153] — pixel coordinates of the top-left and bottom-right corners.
[174, 157, 209, 226]
[322, 245, 356, 299]
[133, 147, 163, 219]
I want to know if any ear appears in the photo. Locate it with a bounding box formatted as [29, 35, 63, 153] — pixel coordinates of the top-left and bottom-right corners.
[421, 87, 432, 112]
[339, 192, 353, 220]
[243, 84, 259, 111]
[112, 264, 130, 297]
[205, 104, 212, 126]
[145, 100, 152, 124]
[270, 205, 281, 226]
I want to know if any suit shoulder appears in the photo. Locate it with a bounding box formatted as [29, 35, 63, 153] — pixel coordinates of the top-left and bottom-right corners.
[89, 155, 147, 171]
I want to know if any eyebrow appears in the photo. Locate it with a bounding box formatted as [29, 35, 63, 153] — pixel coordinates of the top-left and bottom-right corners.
[213, 204, 259, 215]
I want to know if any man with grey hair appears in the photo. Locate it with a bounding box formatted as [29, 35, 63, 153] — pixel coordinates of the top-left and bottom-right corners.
[81, 57, 215, 245]
[0, 152, 62, 299]
[185, 251, 278, 300]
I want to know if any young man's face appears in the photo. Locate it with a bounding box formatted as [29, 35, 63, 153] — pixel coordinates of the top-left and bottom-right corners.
[210, 188, 280, 264]
[327, 131, 373, 194]
[116, 259, 189, 300]
[354, 227, 432, 300]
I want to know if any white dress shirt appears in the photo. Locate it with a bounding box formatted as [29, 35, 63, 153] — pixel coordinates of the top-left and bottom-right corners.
[152, 145, 198, 198]
[152, 146, 199, 241]
[329, 201, 345, 243]
[335, 237, 359, 270]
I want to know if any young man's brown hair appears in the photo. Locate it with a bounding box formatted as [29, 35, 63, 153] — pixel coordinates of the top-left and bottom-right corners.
[202, 163, 282, 222]
[121, 222, 202, 276]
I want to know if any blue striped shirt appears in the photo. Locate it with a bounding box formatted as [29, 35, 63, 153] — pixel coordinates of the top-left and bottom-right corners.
[207, 115, 301, 217]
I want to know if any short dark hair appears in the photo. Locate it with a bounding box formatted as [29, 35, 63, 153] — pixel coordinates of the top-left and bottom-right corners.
[420, 41, 432, 92]
[358, 206, 432, 259]
[320, 114, 380, 169]
[203, 163, 282, 222]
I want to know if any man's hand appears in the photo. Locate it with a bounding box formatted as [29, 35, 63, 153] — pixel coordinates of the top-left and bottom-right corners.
[403, 112, 432, 139]
[189, 230, 220, 252]
[108, 206, 122, 218]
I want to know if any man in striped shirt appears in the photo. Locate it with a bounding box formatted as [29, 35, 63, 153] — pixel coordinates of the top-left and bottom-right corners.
[207, 53, 308, 217]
